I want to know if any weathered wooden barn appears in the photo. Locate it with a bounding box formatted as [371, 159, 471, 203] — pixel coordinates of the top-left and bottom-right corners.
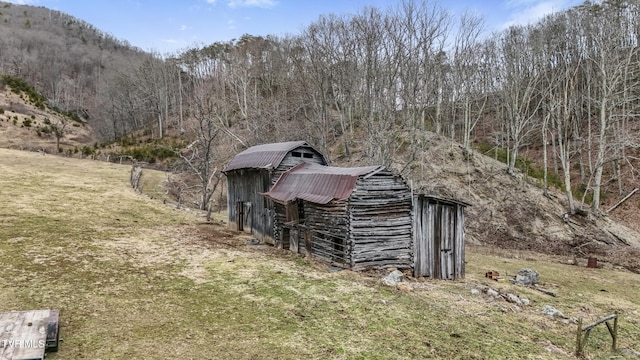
[225, 141, 470, 279]
[223, 141, 327, 243]
[262, 163, 414, 270]
[413, 195, 470, 279]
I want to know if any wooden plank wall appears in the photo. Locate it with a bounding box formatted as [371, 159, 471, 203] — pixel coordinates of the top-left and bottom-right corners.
[455, 204, 466, 278]
[413, 196, 466, 279]
[226, 170, 274, 242]
[413, 196, 434, 278]
[305, 201, 350, 266]
[348, 171, 413, 270]
[273, 200, 350, 266]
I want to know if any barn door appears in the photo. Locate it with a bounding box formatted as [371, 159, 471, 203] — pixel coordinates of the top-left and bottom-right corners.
[438, 207, 454, 280]
[413, 196, 432, 278]
[235, 201, 252, 233]
[243, 202, 252, 234]
[236, 201, 244, 231]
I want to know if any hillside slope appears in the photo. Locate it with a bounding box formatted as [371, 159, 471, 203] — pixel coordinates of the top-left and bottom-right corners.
[0, 84, 94, 152]
[332, 131, 640, 272]
[1, 75, 639, 273]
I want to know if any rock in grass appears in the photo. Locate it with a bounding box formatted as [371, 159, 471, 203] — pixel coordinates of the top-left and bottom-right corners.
[382, 270, 403, 286]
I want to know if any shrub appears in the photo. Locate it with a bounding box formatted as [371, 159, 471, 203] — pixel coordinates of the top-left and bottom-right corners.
[81, 145, 94, 157]
[0, 75, 47, 108]
[117, 144, 177, 163]
[22, 118, 32, 127]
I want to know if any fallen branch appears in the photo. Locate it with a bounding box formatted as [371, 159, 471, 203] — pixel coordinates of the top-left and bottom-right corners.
[606, 188, 638, 214]
[530, 284, 557, 297]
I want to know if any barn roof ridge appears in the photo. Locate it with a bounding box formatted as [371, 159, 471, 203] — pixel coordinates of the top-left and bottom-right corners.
[223, 140, 326, 173]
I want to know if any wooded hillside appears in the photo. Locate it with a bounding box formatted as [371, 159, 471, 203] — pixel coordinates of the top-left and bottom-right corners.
[1, 0, 639, 221]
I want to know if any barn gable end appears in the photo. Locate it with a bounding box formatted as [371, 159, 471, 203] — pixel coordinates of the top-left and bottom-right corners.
[223, 141, 327, 243]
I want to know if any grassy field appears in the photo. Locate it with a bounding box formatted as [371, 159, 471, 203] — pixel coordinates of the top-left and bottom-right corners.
[0, 148, 638, 359]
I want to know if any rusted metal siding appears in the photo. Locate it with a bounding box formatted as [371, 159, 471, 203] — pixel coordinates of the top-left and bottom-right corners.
[413, 195, 468, 279]
[263, 163, 379, 204]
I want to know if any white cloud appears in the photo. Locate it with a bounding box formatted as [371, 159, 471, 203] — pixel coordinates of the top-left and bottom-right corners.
[227, 19, 237, 30]
[501, 0, 574, 29]
[227, 0, 277, 9]
[180, 24, 188, 31]
[206, 0, 216, 4]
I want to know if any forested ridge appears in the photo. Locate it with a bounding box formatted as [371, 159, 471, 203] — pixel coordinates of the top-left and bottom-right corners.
[1, 0, 640, 222]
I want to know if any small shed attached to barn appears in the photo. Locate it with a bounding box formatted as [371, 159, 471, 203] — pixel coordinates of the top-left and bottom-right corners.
[262, 162, 414, 270]
[223, 141, 327, 243]
[413, 194, 470, 279]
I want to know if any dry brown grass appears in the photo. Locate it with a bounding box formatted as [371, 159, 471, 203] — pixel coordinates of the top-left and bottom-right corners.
[1, 148, 639, 359]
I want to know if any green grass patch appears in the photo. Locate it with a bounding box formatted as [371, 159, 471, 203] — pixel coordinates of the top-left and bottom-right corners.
[0, 148, 638, 359]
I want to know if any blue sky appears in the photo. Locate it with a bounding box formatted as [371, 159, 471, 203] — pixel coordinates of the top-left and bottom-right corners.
[6, 0, 586, 54]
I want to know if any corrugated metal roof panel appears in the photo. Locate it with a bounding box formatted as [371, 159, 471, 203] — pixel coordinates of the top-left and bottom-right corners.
[262, 163, 381, 204]
[223, 141, 311, 172]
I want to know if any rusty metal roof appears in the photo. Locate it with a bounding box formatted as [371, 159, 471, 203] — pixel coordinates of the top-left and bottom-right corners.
[223, 141, 323, 172]
[262, 163, 382, 204]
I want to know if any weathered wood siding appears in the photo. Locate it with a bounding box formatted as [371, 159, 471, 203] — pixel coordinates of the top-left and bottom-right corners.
[226, 169, 274, 242]
[348, 171, 413, 270]
[270, 170, 413, 270]
[413, 195, 466, 279]
[271, 146, 326, 186]
[306, 201, 349, 266]
[273, 200, 350, 266]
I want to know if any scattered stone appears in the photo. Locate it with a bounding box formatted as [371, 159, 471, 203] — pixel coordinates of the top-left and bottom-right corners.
[382, 270, 403, 286]
[514, 268, 539, 286]
[545, 343, 568, 356]
[521, 298, 530, 306]
[470, 288, 481, 295]
[542, 305, 567, 319]
[622, 348, 640, 357]
[506, 293, 522, 305]
[410, 282, 434, 291]
[397, 283, 412, 292]
[486, 288, 500, 297]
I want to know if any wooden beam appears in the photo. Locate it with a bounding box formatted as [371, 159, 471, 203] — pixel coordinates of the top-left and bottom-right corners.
[581, 314, 617, 331]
